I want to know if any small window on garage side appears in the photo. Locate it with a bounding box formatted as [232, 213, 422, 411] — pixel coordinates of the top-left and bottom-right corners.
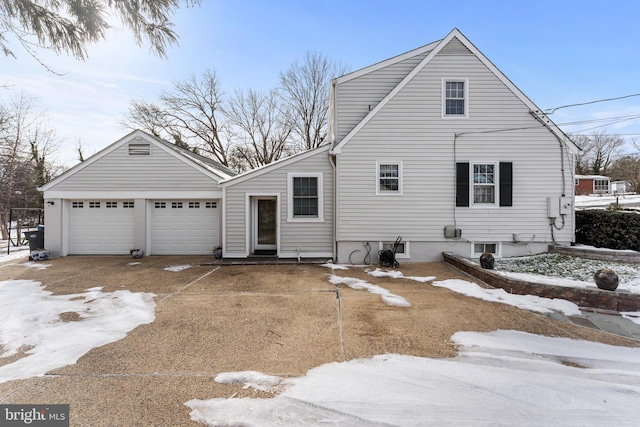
[72, 202, 84, 208]
[89, 202, 100, 208]
[171, 202, 183, 209]
[154, 202, 166, 209]
[123, 202, 134, 208]
[189, 202, 200, 208]
[206, 202, 217, 208]
[106, 201, 118, 208]
[128, 143, 151, 155]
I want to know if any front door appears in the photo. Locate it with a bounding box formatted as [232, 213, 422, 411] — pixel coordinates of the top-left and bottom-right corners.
[253, 197, 277, 254]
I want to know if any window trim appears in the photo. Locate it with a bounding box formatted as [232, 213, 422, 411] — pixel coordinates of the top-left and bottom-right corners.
[287, 172, 324, 222]
[471, 161, 498, 207]
[376, 161, 403, 196]
[471, 242, 501, 258]
[442, 78, 469, 119]
[593, 179, 609, 193]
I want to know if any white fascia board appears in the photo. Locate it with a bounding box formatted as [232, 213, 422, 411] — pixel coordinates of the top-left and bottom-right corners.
[222, 144, 331, 187]
[42, 190, 223, 199]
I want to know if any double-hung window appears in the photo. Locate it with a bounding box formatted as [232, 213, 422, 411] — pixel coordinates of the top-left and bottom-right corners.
[376, 161, 402, 195]
[288, 172, 323, 222]
[442, 79, 468, 118]
[473, 163, 496, 205]
[456, 162, 513, 207]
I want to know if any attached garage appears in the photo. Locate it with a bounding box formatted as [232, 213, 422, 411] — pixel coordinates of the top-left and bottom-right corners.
[39, 130, 235, 258]
[68, 200, 135, 254]
[150, 200, 219, 255]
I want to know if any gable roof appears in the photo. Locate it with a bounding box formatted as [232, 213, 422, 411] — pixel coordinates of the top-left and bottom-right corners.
[39, 129, 236, 191]
[330, 28, 579, 155]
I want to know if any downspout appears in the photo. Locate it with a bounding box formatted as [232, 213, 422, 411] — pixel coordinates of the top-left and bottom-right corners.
[328, 78, 338, 262]
[330, 153, 337, 262]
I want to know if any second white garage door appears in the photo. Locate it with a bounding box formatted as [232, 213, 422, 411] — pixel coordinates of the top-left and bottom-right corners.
[150, 200, 220, 255]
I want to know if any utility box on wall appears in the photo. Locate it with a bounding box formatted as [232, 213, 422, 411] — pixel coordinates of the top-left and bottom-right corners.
[444, 225, 462, 238]
[559, 196, 572, 215]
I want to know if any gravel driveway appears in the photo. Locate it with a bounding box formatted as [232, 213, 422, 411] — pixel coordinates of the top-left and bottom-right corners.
[1, 256, 636, 426]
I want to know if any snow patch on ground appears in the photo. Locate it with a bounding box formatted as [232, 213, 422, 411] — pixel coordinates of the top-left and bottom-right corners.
[186, 330, 640, 426]
[0, 280, 156, 383]
[320, 262, 349, 270]
[366, 267, 436, 283]
[215, 371, 284, 392]
[431, 279, 581, 316]
[164, 264, 192, 272]
[328, 274, 411, 307]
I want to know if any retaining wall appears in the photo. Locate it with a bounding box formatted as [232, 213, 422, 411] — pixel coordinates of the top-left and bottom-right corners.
[548, 245, 640, 264]
[443, 252, 640, 312]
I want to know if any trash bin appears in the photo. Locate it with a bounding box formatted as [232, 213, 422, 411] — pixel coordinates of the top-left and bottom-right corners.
[23, 229, 45, 251]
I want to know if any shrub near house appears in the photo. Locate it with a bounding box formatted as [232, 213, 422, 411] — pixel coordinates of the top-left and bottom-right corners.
[576, 210, 640, 250]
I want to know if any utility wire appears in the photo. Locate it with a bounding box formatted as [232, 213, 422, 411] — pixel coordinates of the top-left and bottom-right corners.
[544, 93, 640, 114]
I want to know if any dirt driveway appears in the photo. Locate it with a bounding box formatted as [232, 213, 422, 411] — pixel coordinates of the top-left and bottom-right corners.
[0, 256, 637, 426]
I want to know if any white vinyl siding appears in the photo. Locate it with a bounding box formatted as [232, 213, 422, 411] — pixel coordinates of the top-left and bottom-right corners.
[335, 51, 430, 141]
[334, 47, 575, 247]
[47, 142, 216, 192]
[224, 147, 334, 256]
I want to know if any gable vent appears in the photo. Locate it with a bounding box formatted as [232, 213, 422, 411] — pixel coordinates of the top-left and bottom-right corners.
[128, 143, 151, 155]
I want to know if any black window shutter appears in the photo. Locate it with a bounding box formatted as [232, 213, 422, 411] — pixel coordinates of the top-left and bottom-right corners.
[456, 162, 469, 207]
[499, 162, 513, 207]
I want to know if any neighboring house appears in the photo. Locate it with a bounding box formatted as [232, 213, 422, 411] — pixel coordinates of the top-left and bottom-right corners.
[41, 28, 579, 261]
[575, 175, 611, 195]
[39, 131, 235, 257]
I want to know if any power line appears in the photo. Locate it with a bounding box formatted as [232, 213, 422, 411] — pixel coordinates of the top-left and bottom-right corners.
[544, 93, 640, 114]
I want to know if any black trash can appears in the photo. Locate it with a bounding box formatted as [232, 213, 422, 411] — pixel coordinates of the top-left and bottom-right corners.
[23, 230, 45, 251]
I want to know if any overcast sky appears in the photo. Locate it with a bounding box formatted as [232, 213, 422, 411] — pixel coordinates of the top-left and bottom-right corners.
[2, 0, 639, 168]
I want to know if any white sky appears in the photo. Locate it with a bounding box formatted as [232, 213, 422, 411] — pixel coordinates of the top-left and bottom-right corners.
[1, 257, 640, 425]
[1, 0, 640, 168]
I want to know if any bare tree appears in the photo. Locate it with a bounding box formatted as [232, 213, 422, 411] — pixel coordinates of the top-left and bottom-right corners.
[608, 155, 640, 192]
[571, 130, 624, 175]
[225, 89, 294, 172]
[1, 0, 201, 66]
[280, 51, 348, 151]
[123, 69, 231, 165]
[0, 93, 60, 239]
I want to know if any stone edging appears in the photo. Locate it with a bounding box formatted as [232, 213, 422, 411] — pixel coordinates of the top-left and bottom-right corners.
[549, 245, 640, 264]
[442, 252, 640, 312]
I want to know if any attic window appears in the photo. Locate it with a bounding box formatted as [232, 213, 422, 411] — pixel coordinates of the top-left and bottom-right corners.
[442, 79, 468, 118]
[128, 143, 151, 155]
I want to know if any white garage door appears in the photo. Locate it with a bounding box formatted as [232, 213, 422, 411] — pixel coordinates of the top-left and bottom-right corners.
[68, 200, 135, 254]
[150, 200, 219, 255]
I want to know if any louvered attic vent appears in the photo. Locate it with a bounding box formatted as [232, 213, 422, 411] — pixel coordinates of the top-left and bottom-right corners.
[128, 143, 151, 155]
